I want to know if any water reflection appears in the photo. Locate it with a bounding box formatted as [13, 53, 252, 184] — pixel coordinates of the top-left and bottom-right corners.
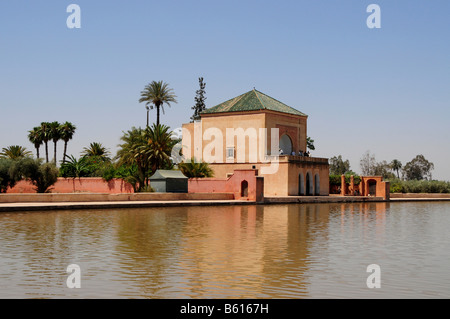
[0, 201, 449, 298]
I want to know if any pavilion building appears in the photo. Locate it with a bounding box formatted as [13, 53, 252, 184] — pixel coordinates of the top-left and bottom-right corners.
[181, 89, 329, 197]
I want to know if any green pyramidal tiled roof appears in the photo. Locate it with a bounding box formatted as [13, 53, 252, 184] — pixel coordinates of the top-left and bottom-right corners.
[201, 89, 307, 117]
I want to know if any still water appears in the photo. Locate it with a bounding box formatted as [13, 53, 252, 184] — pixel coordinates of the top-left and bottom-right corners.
[0, 202, 449, 298]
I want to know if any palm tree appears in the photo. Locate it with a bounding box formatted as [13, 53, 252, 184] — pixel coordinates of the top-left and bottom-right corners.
[48, 121, 61, 164]
[144, 124, 177, 171]
[390, 159, 402, 179]
[179, 157, 214, 178]
[116, 127, 151, 190]
[28, 127, 43, 159]
[0, 145, 32, 160]
[139, 81, 178, 126]
[60, 122, 77, 164]
[81, 142, 111, 161]
[39, 122, 51, 163]
[116, 124, 176, 190]
[60, 155, 90, 178]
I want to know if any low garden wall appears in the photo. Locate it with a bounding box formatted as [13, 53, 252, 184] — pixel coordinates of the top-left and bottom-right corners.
[0, 192, 234, 203]
[7, 178, 134, 194]
[390, 193, 450, 199]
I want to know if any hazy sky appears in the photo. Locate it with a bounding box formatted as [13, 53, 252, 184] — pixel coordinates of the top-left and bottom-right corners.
[1, 1, 449, 179]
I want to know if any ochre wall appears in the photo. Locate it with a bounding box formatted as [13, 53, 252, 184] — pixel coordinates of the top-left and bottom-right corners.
[7, 178, 134, 194]
[183, 112, 266, 163]
[209, 159, 329, 197]
[286, 162, 330, 196]
[182, 110, 307, 162]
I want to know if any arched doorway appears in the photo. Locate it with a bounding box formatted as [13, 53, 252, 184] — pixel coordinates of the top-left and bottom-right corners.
[368, 179, 377, 196]
[298, 173, 305, 195]
[241, 180, 249, 197]
[306, 172, 313, 196]
[314, 173, 320, 195]
[279, 134, 292, 155]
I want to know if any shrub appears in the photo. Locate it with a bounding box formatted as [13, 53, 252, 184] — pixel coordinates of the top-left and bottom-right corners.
[19, 158, 59, 193]
[0, 158, 23, 193]
[329, 174, 361, 186]
[390, 181, 403, 193]
[329, 175, 341, 186]
[388, 179, 450, 193]
[138, 185, 155, 193]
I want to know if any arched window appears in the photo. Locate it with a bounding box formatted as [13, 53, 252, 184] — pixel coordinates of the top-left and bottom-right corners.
[279, 134, 293, 155]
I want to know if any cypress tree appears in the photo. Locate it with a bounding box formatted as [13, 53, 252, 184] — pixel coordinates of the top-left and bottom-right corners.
[191, 77, 207, 122]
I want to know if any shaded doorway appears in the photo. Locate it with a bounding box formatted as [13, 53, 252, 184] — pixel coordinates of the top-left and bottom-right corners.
[314, 173, 320, 195]
[306, 172, 313, 196]
[368, 180, 377, 196]
[298, 173, 305, 195]
[241, 180, 249, 197]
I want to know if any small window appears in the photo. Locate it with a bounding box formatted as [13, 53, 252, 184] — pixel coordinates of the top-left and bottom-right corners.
[226, 147, 235, 160]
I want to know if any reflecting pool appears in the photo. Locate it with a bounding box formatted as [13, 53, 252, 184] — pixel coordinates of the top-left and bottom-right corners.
[0, 201, 449, 298]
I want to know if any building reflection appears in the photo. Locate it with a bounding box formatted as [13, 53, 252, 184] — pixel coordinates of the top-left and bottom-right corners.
[338, 202, 389, 225]
[114, 204, 333, 298]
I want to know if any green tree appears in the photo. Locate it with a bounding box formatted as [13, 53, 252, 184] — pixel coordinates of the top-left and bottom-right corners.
[116, 124, 176, 191]
[372, 160, 396, 179]
[190, 77, 207, 122]
[390, 159, 402, 179]
[139, 80, 178, 126]
[81, 142, 111, 162]
[116, 127, 152, 191]
[28, 127, 44, 159]
[179, 157, 214, 178]
[329, 155, 351, 175]
[359, 151, 396, 179]
[307, 137, 315, 151]
[0, 158, 23, 193]
[109, 163, 141, 192]
[403, 154, 434, 181]
[0, 145, 32, 160]
[18, 157, 59, 193]
[60, 122, 77, 164]
[48, 121, 61, 164]
[143, 124, 176, 172]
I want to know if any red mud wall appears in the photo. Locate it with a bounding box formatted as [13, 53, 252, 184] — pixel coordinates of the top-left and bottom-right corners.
[7, 178, 134, 194]
[188, 169, 264, 202]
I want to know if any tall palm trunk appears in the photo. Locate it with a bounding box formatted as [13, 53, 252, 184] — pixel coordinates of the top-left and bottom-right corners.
[156, 105, 160, 126]
[44, 142, 49, 163]
[35, 146, 40, 159]
[53, 141, 58, 164]
[63, 141, 68, 163]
